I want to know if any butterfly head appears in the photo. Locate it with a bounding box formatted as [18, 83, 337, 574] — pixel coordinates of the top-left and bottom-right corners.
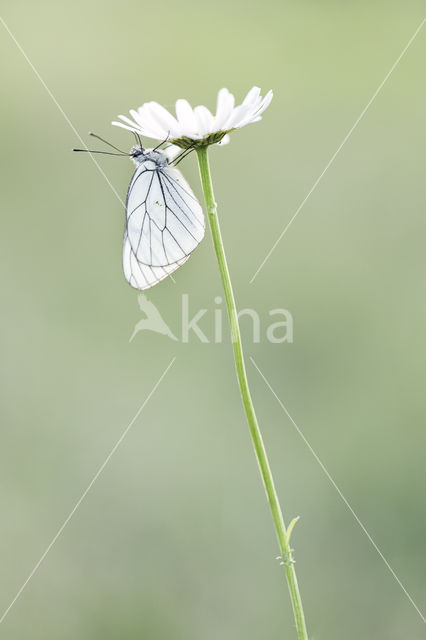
[130, 146, 169, 167]
[130, 146, 146, 164]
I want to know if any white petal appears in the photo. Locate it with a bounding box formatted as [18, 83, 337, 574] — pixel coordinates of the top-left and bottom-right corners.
[243, 86, 261, 106]
[217, 134, 230, 145]
[215, 88, 235, 130]
[234, 89, 274, 128]
[116, 114, 142, 129]
[142, 101, 180, 139]
[115, 112, 162, 140]
[253, 90, 273, 117]
[129, 109, 145, 128]
[134, 104, 167, 139]
[194, 105, 214, 136]
[175, 99, 197, 137]
[222, 104, 251, 129]
[112, 120, 142, 133]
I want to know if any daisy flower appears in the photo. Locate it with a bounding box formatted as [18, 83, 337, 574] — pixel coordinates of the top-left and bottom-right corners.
[112, 86, 273, 149]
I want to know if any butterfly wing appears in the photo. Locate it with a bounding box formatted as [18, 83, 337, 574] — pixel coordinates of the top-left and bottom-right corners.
[125, 162, 205, 268]
[123, 230, 190, 290]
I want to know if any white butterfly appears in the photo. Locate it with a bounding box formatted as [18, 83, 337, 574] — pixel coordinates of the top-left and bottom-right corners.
[74, 134, 205, 289]
[123, 146, 204, 289]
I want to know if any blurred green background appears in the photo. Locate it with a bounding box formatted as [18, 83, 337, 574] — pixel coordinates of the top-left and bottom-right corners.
[1, 1, 425, 638]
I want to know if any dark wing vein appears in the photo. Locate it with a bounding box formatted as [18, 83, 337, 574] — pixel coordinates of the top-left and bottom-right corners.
[158, 171, 201, 246]
[160, 169, 199, 202]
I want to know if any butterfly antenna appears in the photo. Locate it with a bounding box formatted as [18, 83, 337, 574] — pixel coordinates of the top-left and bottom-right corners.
[152, 131, 170, 152]
[89, 132, 128, 153]
[172, 143, 196, 167]
[132, 131, 144, 150]
[73, 148, 129, 156]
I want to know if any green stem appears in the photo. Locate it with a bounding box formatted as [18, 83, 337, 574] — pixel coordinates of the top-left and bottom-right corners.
[196, 146, 309, 640]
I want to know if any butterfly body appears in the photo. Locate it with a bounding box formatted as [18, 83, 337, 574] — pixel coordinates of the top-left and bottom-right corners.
[130, 146, 168, 167]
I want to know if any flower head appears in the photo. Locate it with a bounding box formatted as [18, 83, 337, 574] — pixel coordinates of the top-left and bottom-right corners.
[112, 86, 273, 149]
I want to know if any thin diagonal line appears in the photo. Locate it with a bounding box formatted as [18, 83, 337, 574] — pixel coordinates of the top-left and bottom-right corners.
[250, 356, 426, 624]
[0, 15, 124, 205]
[249, 17, 426, 284]
[0, 357, 176, 626]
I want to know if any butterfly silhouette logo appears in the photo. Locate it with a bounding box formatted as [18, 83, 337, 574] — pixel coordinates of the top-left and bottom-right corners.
[129, 294, 178, 342]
